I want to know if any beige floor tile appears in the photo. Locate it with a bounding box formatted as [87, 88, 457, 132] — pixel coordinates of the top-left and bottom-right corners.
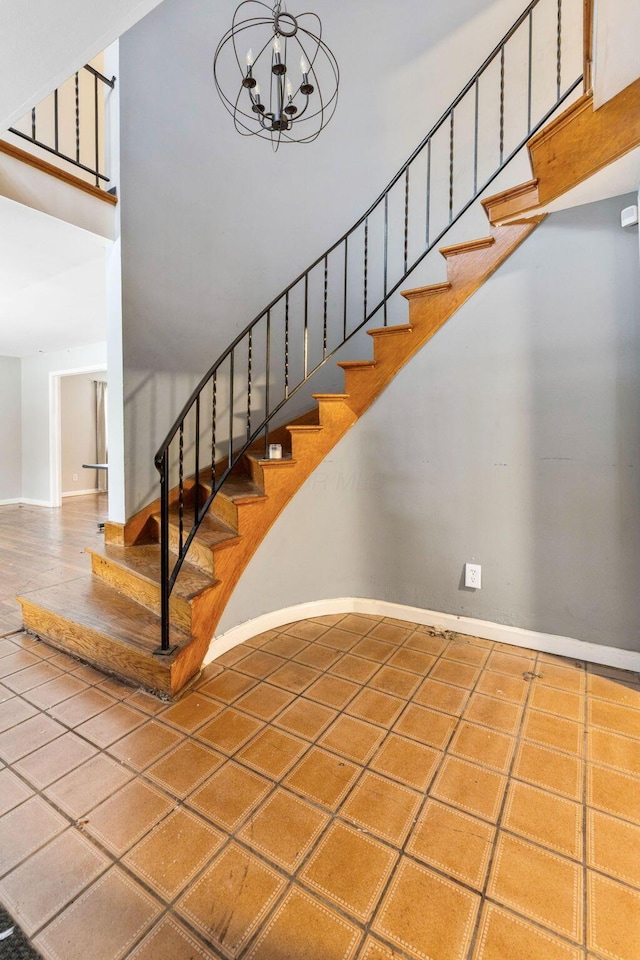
[463, 693, 523, 734]
[476, 670, 529, 704]
[0, 714, 66, 763]
[283, 620, 330, 641]
[239, 788, 329, 870]
[345, 688, 405, 728]
[350, 636, 396, 663]
[368, 622, 411, 645]
[176, 843, 286, 958]
[473, 903, 582, 959]
[108, 721, 182, 771]
[529, 684, 584, 721]
[242, 629, 277, 648]
[513, 741, 583, 801]
[304, 674, 360, 709]
[22, 674, 88, 710]
[587, 764, 640, 824]
[587, 809, 640, 888]
[587, 672, 640, 708]
[262, 634, 309, 659]
[486, 650, 535, 678]
[373, 858, 479, 960]
[503, 781, 582, 859]
[587, 871, 640, 960]
[329, 654, 379, 684]
[587, 728, 640, 775]
[449, 721, 516, 773]
[14, 731, 97, 788]
[158, 692, 223, 732]
[198, 669, 257, 704]
[588, 698, 640, 739]
[235, 649, 287, 679]
[413, 678, 469, 716]
[269, 661, 322, 693]
[246, 886, 361, 960]
[406, 800, 494, 889]
[339, 614, 378, 636]
[283, 746, 360, 811]
[386, 647, 436, 676]
[431, 756, 507, 823]
[369, 666, 421, 700]
[0, 767, 33, 815]
[523, 709, 584, 756]
[443, 638, 490, 667]
[189, 761, 271, 830]
[234, 682, 296, 721]
[430, 659, 480, 689]
[34, 867, 161, 960]
[44, 754, 133, 818]
[2, 661, 63, 694]
[538, 662, 586, 694]
[310, 613, 348, 627]
[0, 828, 109, 935]
[405, 631, 448, 657]
[48, 688, 117, 727]
[488, 833, 582, 941]
[340, 771, 421, 847]
[146, 739, 224, 799]
[128, 916, 220, 960]
[300, 821, 397, 922]
[274, 697, 338, 740]
[319, 715, 385, 765]
[236, 726, 307, 779]
[74, 703, 146, 748]
[196, 707, 264, 754]
[316, 627, 361, 651]
[212, 646, 249, 668]
[293, 643, 341, 670]
[124, 808, 224, 900]
[393, 703, 456, 750]
[124, 690, 167, 716]
[359, 936, 397, 959]
[0, 650, 41, 678]
[0, 795, 67, 874]
[84, 779, 173, 856]
[369, 733, 440, 792]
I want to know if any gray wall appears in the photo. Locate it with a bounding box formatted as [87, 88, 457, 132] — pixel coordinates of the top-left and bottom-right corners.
[119, 0, 534, 515]
[220, 196, 640, 652]
[60, 373, 106, 494]
[0, 356, 22, 502]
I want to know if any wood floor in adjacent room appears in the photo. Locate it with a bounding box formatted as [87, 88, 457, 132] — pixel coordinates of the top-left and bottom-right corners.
[1, 605, 639, 959]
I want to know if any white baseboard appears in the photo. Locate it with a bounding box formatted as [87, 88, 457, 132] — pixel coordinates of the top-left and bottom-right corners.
[0, 498, 23, 506]
[19, 498, 54, 507]
[205, 597, 640, 673]
[62, 488, 98, 498]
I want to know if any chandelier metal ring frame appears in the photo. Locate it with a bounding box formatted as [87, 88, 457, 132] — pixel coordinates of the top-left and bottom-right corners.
[213, 0, 339, 149]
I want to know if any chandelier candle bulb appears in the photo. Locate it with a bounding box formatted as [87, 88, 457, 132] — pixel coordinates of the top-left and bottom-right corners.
[272, 35, 286, 75]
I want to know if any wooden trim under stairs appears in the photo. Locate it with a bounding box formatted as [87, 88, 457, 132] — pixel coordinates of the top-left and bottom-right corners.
[0, 138, 118, 205]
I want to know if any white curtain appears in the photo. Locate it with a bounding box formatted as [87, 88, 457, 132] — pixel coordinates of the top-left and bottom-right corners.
[95, 381, 108, 492]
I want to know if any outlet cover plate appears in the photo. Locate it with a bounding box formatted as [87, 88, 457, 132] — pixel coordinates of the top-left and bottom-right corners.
[465, 563, 482, 589]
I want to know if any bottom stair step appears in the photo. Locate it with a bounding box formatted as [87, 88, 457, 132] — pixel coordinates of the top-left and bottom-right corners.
[18, 577, 191, 696]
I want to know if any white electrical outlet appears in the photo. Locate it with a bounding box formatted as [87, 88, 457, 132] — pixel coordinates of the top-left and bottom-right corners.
[72, 473, 78, 481]
[465, 563, 482, 589]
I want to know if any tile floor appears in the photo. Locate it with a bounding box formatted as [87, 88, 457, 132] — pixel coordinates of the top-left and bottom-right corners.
[0, 614, 639, 960]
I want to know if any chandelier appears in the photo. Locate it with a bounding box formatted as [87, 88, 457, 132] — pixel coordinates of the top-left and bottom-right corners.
[213, 1, 339, 149]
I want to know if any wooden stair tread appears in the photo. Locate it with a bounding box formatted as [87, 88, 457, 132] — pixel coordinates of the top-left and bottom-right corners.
[88, 544, 215, 600]
[440, 236, 495, 257]
[19, 578, 189, 655]
[401, 281, 452, 301]
[312, 393, 350, 400]
[165, 508, 239, 547]
[337, 360, 376, 369]
[367, 324, 413, 338]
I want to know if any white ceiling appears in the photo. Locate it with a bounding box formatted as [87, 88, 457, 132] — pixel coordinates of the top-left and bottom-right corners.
[0, 197, 109, 357]
[0, 0, 165, 129]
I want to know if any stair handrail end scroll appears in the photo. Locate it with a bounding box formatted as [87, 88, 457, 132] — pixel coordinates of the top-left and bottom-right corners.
[154, 0, 591, 653]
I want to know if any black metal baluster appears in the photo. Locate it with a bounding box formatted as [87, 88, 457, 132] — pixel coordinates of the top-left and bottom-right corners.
[425, 139, 431, 248]
[303, 274, 309, 379]
[94, 72, 100, 186]
[528, 11, 533, 133]
[264, 311, 271, 456]
[383, 193, 389, 326]
[499, 45, 505, 165]
[343, 238, 348, 340]
[194, 396, 200, 525]
[247, 328, 253, 441]
[473, 80, 479, 195]
[54, 90, 59, 153]
[75, 73, 80, 163]
[284, 295, 290, 398]
[178, 425, 184, 555]
[158, 450, 170, 653]
[449, 111, 455, 222]
[228, 349, 235, 466]
[404, 169, 409, 272]
[323, 256, 328, 359]
[211, 371, 217, 490]
[556, 0, 562, 99]
[363, 218, 369, 321]
[31, 107, 36, 141]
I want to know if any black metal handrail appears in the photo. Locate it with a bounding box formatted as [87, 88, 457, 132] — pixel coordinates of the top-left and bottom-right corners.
[154, 0, 585, 652]
[8, 64, 116, 188]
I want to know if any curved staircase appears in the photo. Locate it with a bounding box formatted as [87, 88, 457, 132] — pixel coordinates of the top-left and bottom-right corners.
[19, 0, 639, 697]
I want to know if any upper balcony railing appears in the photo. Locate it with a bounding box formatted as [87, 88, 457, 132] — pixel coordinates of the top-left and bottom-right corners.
[7, 63, 116, 189]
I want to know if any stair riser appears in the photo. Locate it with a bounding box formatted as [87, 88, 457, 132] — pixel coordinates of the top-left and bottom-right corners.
[151, 516, 216, 576]
[372, 332, 415, 366]
[315, 400, 358, 432]
[20, 599, 174, 695]
[90, 552, 193, 633]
